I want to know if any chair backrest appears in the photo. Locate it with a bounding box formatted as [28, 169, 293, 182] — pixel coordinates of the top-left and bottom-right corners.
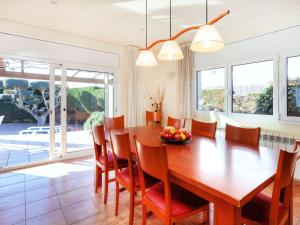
[146, 111, 162, 126]
[109, 130, 134, 179]
[225, 123, 261, 147]
[134, 138, 169, 182]
[104, 115, 124, 130]
[191, 119, 217, 138]
[167, 116, 186, 129]
[109, 130, 131, 161]
[134, 138, 172, 218]
[269, 144, 299, 225]
[90, 124, 106, 160]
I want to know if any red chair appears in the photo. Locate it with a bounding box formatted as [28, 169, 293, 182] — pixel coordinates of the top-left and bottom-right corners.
[146, 111, 162, 126]
[225, 123, 261, 147]
[241, 141, 299, 225]
[134, 138, 210, 225]
[191, 119, 217, 138]
[109, 130, 157, 225]
[167, 116, 186, 129]
[91, 124, 128, 204]
[105, 115, 124, 131]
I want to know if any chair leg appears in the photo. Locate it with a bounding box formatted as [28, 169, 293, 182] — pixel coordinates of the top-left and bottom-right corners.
[104, 168, 109, 204]
[142, 205, 147, 225]
[205, 206, 210, 225]
[129, 189, 135, 225]
[213, 204, 217, 225]
[94, 165, 102, 193]
[115, 181, 119, 216]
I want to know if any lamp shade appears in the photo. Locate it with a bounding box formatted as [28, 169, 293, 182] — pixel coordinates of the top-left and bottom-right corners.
[190, 25, 224, 53]
[157, 40, 184, 61]
[136, 50, 158, 66]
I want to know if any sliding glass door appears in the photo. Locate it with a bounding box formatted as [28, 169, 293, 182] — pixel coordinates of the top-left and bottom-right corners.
[65, 69, 114, 152]
[0, 56, 116, 169]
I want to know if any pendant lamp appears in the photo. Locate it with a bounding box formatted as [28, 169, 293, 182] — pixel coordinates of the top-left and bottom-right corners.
[157, 0, 184, 61]
[190, 0, 224, 53]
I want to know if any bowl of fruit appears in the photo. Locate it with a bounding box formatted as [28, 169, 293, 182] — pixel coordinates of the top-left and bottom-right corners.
[160, 126, 192, 144]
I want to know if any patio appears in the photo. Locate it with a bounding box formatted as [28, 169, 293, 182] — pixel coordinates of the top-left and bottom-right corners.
[0, 123, 92, 168]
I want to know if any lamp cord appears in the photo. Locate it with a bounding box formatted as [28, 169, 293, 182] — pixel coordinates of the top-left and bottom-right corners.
[146, 0, 148, 48]
[206, 0, 208, 24]
[170, 0, 172, 39]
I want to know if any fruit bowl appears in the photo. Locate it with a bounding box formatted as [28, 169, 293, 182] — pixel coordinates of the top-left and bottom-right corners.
[160, 126, 192, 144]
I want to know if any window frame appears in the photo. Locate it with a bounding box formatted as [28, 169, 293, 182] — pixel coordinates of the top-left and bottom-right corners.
[280, 52, 300, 122]
[196, 66, 227, 113]
[194, 65, 228, 117]
[227, 55, 279, 121]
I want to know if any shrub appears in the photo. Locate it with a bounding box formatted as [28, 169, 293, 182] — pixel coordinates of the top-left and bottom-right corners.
[4, 79, 29, 89]
[255, 85, 273, 115]
[83, 111, 104, 130]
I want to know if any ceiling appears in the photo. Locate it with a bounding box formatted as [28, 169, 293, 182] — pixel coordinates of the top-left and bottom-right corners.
[0, 0, 299, 47]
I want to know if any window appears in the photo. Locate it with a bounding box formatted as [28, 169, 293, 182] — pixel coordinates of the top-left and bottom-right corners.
[197, 68, 225, 112]
[287, 55, 300, 117]
[231, 60, 273, 115]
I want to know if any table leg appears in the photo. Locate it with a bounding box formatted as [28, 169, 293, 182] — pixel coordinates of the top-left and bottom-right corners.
[215, 200, 241, 225]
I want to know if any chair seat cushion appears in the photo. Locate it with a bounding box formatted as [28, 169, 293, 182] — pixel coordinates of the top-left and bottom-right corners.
[98, 152, 127, 168]
[241, 193, 286, 225]
[145, 182, 208, 216]
[118, 165, 158, 188]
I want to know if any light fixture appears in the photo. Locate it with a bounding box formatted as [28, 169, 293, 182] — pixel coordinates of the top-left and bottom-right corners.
[190, 0, 224, 53]
[136, 0, 157, 66]
[157, 0, 184, 61]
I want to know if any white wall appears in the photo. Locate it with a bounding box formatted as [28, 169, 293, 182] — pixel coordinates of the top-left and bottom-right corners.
[194, 25, 300, 134]
[137, 61, 178, 126]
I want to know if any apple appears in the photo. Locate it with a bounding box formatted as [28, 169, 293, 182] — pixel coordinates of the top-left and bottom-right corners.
[160, 131, 165, 137]
[179, 128, 187, 135]
[170, 129, 176, 134]
[174, 134, 181, 141]
[181, 133, 187, 141]
[186, 133, 191, 139]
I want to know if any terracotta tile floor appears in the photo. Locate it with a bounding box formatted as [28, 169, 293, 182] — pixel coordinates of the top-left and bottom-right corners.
[0, 157, 299, 225]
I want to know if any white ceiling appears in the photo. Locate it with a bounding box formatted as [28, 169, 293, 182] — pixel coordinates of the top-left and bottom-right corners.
[0, 0, 299, 47]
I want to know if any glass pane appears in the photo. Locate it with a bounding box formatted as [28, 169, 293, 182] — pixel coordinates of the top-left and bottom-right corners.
[197, 68, 225, 112]
[287, 56, 300, 117]
[23, 61, 50, 74]
[66, 70, 107, 152]
[0, 76, 51, 168]
[232, 61, 273, 115]
[4, 58, 22, 72]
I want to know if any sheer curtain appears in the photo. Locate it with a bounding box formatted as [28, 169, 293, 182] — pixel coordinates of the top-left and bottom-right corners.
[177, 43, 194, 119]
[127, 46, 141, 127]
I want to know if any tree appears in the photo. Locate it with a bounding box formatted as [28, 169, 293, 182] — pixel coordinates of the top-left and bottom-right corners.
[0, 79, 61, 125]
[255, 84, 273, 115]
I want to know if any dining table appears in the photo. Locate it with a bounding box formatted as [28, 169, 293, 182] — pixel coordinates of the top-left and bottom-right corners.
[109, 125, 280, 225]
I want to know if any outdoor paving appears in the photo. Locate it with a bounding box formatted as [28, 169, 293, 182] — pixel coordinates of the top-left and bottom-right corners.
[0, 143, 49, 168]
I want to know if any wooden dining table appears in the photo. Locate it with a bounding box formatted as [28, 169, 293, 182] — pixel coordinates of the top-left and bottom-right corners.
[109, 125, 280, 225]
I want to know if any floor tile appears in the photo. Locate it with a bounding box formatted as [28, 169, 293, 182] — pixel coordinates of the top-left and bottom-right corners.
[58, 188, 90, 208]
[0, 205, 25, 225]
[0, 183, 24, 198]
[26, 195, 61, 219]
[25, 185, 56, 203]
[0, 174, 25, 187]
[62, 199, 99, 224]
[26, 209, 67, 225]
[25, 177, 55, 191]
[55, 179, 83, 194]
[0, 192, 25, 211]
[72, 212, 103, 225]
